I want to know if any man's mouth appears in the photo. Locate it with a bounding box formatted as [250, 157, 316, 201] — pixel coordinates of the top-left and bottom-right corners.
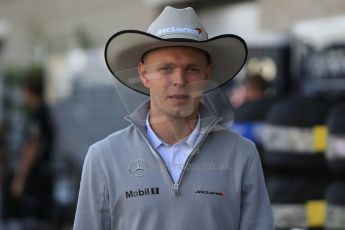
[168, 94, 190, 103]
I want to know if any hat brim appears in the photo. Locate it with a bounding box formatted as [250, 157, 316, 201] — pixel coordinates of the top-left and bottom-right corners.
[105, 30, 248, 95]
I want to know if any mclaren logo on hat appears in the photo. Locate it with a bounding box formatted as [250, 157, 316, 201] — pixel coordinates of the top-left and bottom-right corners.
[156, 27, 203, 37]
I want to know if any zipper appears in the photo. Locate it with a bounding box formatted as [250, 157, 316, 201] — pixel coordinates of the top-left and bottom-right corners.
[174, 183, 179, 196]
[125, 115, 222, 197]
[174, 117, 222, 196]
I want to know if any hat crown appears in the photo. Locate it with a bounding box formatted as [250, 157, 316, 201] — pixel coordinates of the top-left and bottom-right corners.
[147, 6, 208, 41]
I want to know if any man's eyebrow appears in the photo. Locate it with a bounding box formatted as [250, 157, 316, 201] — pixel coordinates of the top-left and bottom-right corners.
[149, 62, 174, 67]
[144, 62, 174, 72]
[186, 63, 202, 67]
[147, 63, 207, 69]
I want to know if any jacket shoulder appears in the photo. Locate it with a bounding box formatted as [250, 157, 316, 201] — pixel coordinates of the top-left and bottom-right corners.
[213, 125, 256, 149]
[87, 125, 134, 159]
[213, 125, 259, 165]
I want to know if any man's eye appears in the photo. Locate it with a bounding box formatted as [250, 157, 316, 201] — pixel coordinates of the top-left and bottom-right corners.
[158, 66, 173, 73]
[187, 67, 200, 73]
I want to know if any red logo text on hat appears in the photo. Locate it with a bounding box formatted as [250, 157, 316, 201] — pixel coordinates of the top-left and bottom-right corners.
[156, 27, 203, 37]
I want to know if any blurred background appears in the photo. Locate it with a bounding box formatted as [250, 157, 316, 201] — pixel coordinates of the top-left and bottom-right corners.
[0, 0, 345, 229]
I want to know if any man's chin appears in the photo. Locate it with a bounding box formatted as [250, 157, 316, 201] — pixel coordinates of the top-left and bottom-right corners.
[169, 106, 196, 119]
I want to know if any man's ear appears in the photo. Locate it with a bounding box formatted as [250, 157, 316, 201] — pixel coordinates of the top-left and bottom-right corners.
[205, 64, 213, 80]
[138, 62, 150, 88]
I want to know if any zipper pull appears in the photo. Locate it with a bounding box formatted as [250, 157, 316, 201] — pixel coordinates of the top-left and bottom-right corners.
[174, 183, 180, 196]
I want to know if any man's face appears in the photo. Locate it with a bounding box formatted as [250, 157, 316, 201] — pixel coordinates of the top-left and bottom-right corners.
[138, 46, 212, 119]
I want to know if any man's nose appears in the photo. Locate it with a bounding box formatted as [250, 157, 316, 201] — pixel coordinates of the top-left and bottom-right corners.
[172, 69, 187, 86]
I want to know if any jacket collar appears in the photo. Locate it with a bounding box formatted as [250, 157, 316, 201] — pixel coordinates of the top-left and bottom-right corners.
[125, 100, 222, 136]
[145, 111, 201, 148]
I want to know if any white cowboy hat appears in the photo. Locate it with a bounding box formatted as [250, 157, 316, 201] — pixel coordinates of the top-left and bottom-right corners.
[105, 6, 248, 95]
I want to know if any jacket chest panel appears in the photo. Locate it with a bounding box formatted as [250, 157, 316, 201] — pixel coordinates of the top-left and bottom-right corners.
[109, 149, 238, 212]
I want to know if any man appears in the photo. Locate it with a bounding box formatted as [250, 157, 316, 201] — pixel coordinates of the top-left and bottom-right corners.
[6, 72, 54, 224]
[74, 6, 274, 230]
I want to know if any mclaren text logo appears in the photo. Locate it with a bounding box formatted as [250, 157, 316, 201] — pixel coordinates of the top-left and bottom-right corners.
[195, 190, 226, 196]
[125, 187, 160, 199]
[129, 159, 149, 177]
[156, 27, 203, 36]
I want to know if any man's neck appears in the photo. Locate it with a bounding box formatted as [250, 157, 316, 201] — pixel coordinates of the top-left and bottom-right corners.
[149, 110, 199, 145]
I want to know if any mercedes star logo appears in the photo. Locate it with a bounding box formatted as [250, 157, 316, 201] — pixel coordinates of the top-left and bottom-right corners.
[129, 159, 149, 177]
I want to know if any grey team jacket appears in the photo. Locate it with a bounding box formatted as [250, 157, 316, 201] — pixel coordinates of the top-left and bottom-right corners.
[73, 101, 274, 230]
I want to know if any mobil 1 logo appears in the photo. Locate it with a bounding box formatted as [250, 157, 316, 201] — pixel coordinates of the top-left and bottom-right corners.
[125, 187, 160, 199]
